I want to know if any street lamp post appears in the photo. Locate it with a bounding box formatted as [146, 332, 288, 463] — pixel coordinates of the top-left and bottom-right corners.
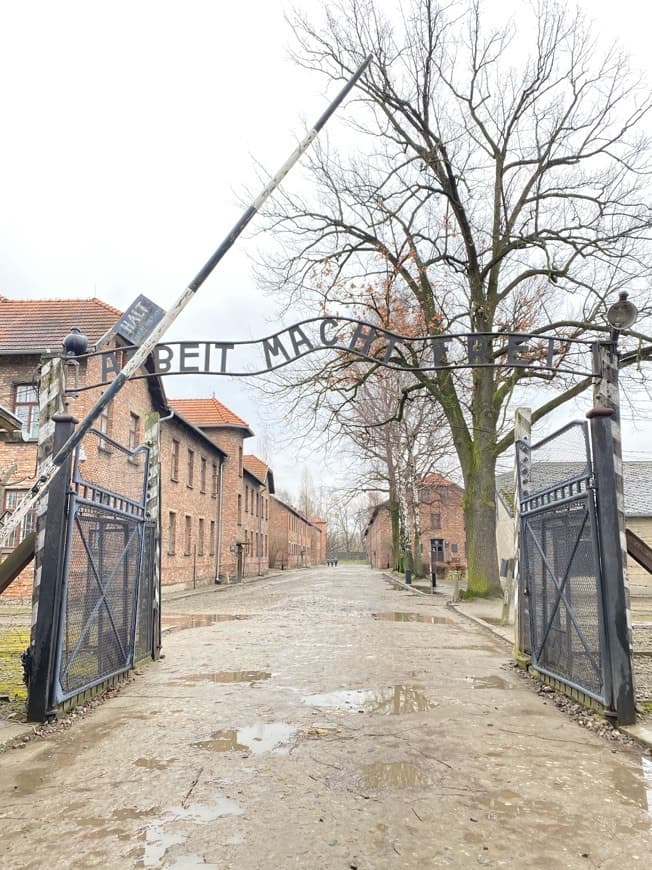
[586, 291, 638, 725]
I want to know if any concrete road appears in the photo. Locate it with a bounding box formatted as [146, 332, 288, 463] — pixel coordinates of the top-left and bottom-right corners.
[0, 566, 650, 869]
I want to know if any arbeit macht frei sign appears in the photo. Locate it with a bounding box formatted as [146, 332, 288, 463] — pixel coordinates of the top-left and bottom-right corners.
[75, 317, 594, 390]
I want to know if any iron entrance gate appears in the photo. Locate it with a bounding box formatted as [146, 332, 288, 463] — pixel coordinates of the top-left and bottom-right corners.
[516, 422, 610, 706]
[51, 429, 151, 706]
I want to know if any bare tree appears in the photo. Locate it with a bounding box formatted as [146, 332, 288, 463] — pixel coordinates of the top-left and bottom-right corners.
[258, 0, 652, 595]
[331, 367, 453, 573]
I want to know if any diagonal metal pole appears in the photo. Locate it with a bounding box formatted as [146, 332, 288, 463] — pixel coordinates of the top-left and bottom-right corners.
[0, 56, 371, 549]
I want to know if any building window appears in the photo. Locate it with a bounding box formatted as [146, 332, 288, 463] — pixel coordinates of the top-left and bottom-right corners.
[98, 404, 111, 451]
[431, 513, 441, 529]
[167, 512, 176, 555]
[451, 543, 458, 553]
[2, 490, 36, 547]
[200, 457, 207, 493]
[209, 520, 215, 556]
[211, 463, 218, 498]
[238, 446, 243, 477]
[128, 413, 140, 450]
[184, 515, 192, 555]
[187, 449, 194, 487]
[14, 384, 39, 440]
[430, 538, 445, 562]
[171, 440, 180, 481]
[237, 494, 242, 525]
[198, 518, 205, 556]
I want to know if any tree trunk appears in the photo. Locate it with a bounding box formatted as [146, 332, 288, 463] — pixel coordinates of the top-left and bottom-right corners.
[463, 450, 502, 597]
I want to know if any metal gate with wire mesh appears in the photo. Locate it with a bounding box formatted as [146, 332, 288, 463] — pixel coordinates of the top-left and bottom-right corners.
[516, 422, 610, 706]
[51, 429, 151, 705]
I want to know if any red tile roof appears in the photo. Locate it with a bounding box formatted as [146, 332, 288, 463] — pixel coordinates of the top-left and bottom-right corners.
[0, 296, 122, 353]
[168, 397, 250, 429]
[421, 473, 463, 490]
[243, 454, 270, 484]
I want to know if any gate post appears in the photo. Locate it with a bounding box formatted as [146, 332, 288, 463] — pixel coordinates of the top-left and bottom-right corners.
[588, 340, 636, 725]
[27, 412, 77, 721]
[144, 411, 161, 659]
[513, 408, 532, 661]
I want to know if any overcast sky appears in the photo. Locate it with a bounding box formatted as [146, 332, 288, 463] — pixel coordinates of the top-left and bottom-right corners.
[1, 0, 650, 492]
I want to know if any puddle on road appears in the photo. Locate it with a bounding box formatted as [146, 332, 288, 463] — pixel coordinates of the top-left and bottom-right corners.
[612, 756, 652, 820]
[362, 762, 425, 788]
[113, 807, 161, 822]
[464, 675, 512, 690]
[193, 722, 297, 755]
[162, 614, 249, 631]
[175, 671, 271, 684]
[373, 612, 454, 625]
[139, 800, 243, 867]
[303, 686, 438, 715]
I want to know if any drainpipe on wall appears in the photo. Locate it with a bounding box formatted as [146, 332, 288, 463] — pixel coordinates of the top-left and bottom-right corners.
[257, 486, 263, 576]
[215, 455, 227, 584]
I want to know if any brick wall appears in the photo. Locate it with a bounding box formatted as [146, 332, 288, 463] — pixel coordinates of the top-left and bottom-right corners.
[160, 416, 224, 588]
[364, 482, 467, 575]
[186, 426, 245, 580]
[366, 506, 394, 569]
[269, 496, 317, 569]
[185, 425, 276, 581]
[240, 469, 271, 578]
[418, 482, 467, 574]
[310, 518, 327, 563]
[0, 353, 47, 597]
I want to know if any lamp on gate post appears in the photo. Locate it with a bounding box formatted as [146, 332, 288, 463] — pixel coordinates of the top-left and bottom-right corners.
[606, 291, 638, 346]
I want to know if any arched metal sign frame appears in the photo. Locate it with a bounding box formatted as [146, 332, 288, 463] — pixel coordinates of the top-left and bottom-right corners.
[67, 317, 598, 392]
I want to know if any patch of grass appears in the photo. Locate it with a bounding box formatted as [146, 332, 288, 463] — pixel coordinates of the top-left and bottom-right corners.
[0, 627, 30, 713]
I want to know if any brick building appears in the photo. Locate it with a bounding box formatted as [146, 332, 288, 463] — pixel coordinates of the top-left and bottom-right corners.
[160, 409, 227, 590]
[364, 474, 467, 575]
[0, 295, 168, 598]
[242, 455, 275, 578]
[365, 501, 394, 570]
[269, 495, 323, 569]
[310, 517, 327, 564]
[0, 295, 325, 596]
[166, 398, 274, 581]
[0, 296, 246, 597]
